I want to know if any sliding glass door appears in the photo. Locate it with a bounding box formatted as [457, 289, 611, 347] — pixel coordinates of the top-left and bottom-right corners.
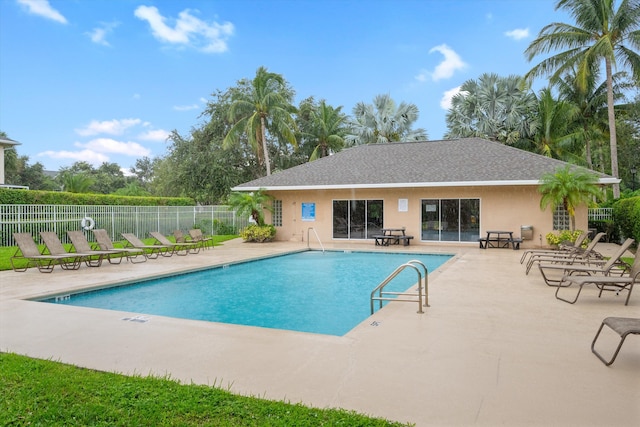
[421, 199, 479, 242]
[333, 200, 383, 239]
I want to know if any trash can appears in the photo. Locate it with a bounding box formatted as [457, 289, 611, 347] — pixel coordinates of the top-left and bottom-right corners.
[521, 225, 533, 240]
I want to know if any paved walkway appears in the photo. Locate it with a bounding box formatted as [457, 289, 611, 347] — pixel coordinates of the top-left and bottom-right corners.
[1, 240, 638, 426]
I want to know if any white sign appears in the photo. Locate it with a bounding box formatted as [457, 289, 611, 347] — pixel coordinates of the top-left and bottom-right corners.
[398, 198, 408, 212]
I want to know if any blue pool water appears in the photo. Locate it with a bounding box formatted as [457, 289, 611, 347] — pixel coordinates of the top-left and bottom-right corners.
[46, 251, 452, 336]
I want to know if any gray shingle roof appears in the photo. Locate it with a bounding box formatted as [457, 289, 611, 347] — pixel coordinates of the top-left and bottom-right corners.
[234, 138, 617, 190]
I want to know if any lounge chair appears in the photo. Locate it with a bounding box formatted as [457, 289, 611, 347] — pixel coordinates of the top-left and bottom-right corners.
[537, 238, 634, 287]
[520, 232, 588, 264]
[555, 252, 640, 305]
[591, 317, 640, 366]
[149, 231, 200, 255]
[39, 231, 91, 270]
[121, 232, 173, 259]
[67, 230, 124, 266]
[524, 232, 605, 274]
[11, 232, 77, 273]
[189, 228, 213, 249]
[92, 229, 146, 263]
[173, 229, 191, 243]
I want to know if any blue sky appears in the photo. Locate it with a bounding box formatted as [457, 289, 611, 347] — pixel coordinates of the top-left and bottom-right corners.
[0, 0, 566, 173]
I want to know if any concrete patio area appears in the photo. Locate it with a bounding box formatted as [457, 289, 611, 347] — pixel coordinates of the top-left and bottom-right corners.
[1, 239, 638, 426]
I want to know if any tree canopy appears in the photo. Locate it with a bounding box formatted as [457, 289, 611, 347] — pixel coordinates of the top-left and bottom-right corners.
[525, 0, 640, 198]
[345, 94, 428, 145]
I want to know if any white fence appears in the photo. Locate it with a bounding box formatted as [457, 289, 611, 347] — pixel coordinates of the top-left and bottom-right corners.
[0, 204, 249, 247]
[588, 208, 614, 221]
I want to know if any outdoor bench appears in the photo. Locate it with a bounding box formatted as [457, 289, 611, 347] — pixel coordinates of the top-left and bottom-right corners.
[396, 235, 414, 246]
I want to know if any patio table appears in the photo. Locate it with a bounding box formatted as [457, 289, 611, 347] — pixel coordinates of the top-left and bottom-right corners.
[479, 230, 520, 250]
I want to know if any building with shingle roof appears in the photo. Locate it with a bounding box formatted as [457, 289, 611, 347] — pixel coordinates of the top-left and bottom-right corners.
[0, 136, 21, 186]
[233, 138, 618, 248]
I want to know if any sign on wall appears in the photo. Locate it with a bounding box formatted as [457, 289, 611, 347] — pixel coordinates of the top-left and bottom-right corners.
[301, 202, 316, 221]
[398, 198, 408, 212]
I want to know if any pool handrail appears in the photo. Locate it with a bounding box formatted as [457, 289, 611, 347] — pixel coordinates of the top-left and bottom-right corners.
[307, 227, 325, 253]
[370, 260, 429, 314]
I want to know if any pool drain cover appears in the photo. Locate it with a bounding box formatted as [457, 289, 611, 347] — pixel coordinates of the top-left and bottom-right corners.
[121, 315, 150, 323]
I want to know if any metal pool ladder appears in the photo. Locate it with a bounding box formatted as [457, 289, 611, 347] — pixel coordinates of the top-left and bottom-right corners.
[370, 260, 429, 314]
[307, 227, 325, 253]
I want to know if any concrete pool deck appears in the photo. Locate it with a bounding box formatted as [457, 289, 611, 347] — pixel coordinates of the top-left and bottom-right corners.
[1, 239, 638, 426]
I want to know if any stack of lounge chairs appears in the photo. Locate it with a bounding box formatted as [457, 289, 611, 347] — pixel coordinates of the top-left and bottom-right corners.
[523, 232, 606, 274]
[524, 235, 637, 305]
[174, 229, 214, 250]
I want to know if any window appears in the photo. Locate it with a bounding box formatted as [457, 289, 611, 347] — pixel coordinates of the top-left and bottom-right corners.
[332, 200, 383, 239]
[421, 199, 480, 242]
[272, 200, 282, 226]
[553, 205, 570, 230]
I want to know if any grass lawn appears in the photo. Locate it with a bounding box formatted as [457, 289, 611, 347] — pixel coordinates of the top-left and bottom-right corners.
[0, 353, 409, 426]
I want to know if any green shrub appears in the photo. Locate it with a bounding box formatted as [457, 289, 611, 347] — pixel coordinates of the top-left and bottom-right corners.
[212, 219, 237, 235]
[545, 229, 584, 246]
[239, 224, 276, 242]
[613, 196, 640, 244]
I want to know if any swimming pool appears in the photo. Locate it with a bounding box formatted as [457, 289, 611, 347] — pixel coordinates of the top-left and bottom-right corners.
[45, 250, 452, 336]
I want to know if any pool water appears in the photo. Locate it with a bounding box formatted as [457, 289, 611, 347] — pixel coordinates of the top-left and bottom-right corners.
[46, 251, 452, 336]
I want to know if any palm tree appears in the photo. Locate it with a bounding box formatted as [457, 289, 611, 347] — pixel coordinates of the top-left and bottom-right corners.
[525, 0, 640, 198]
[345, 94, 427, 145]
[61, 174, 94, 193]
[531, 87, 580, 160]
[554, 66, 629, 170]
[539, 165, 601, 230]
[445, 73, 538, 144]
[228, 189, 273, 226]
[300, 100, 347, 161]
[224, 67, 298, 176]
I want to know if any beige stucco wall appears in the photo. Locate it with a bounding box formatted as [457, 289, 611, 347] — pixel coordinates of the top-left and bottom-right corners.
[264, 186, 589, 250]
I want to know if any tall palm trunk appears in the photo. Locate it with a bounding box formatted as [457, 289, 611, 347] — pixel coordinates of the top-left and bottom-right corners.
[605, 58, 620, 198]
[584, 123, 593, 169]
[260, 115, 271, 176]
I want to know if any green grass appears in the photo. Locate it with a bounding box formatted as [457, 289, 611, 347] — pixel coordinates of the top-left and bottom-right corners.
[0, 234, 238, 272]
[0, 353, 410, 426]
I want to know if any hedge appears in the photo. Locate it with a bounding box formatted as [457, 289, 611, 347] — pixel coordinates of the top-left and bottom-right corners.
[0, 188, 194, 206]
[613, 196, 640, 245]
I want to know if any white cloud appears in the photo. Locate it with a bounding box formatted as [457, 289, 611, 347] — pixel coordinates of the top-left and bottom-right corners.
[86, 22, 119, 46]
[38, 149, 110, 165]
[138, 129, 170, 141]
[78, 138, 152, 157]
[440, 86, 462, 110]
[414, 70, 428, 83]
[17, 0, 67, 24]
[427, 44, 467, 81]
[75, 119, 142, 136]
[134, 5, 234, 53]
[505, 28, 530, 41]
[121, 167, 136, 177]
[173, 104, 200, 111]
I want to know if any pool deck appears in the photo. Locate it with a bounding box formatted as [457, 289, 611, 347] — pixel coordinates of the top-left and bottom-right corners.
[1, 239, 638, 426]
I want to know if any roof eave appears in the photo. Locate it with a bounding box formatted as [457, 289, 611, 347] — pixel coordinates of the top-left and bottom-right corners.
[232, 178, 620, 192]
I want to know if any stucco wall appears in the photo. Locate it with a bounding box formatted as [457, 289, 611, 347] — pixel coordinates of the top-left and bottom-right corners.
[264, 186, 589, 249]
